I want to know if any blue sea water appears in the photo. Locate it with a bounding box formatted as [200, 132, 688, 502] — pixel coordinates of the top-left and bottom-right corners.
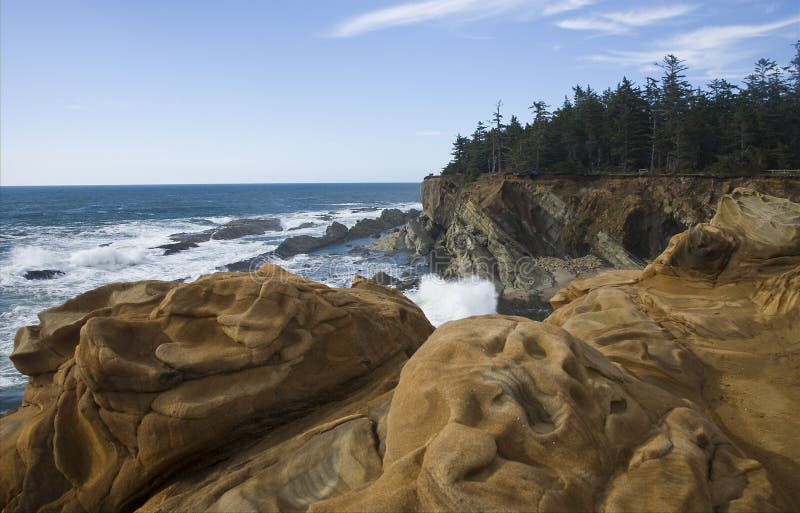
[0, 183, 422, 413]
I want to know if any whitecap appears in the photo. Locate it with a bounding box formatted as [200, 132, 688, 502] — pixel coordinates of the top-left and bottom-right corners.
[405, 275, 498, 327]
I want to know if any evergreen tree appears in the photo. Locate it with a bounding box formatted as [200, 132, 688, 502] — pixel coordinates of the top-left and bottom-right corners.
[439, 43, 800, 179]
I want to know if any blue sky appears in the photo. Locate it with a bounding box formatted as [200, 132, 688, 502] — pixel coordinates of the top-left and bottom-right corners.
[1, 0, 798, 185]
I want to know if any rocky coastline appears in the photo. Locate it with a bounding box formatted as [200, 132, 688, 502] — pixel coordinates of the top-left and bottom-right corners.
[1, 184, 799, 512]
[369, 174, 800, 318]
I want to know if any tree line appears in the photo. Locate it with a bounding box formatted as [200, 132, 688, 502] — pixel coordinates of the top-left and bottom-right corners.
[441, 42, 800, 180]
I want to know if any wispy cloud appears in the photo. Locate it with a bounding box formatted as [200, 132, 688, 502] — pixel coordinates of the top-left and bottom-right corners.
[557, 4, 697, 34]
[330, 0, 520, 37]
[329, 0, 596, 38]
[585, 15, 800, 76]
[542, 0, 597, 16]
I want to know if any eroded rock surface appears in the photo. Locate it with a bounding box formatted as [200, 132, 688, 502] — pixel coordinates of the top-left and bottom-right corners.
[1, 188, 798, 513]
[416, 174, 800, 289]
[0, 267, 432, 512]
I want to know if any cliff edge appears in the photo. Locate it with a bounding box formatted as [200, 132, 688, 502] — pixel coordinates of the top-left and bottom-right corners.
[414, 174, 800, 291]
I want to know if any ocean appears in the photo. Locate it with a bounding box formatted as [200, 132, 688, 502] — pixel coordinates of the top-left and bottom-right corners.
[0, 183, 442, 413]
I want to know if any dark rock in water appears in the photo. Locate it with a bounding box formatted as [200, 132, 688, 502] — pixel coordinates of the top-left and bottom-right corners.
[371, 271, 419, 292]
[224, 253, 271, 272]
[99, 242, 112, 247]
[275, 222, 349, 258]
[372, 271, 399, 286]
[157, 241, 200, 255]
[271, 209, 418, 260]
[157, 218, 282, 255]
[23, 270, 64, 280]
[351, 207, 379, 213]
[288, 222, 317, 231]
[210, 218, 282, 241]
[396, 276, 420, 292]
[347, 209, 408, 239]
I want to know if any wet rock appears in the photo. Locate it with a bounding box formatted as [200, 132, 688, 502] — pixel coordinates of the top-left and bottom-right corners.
[276, 222, 349, 258]
[23, 270, 64, 280]
[277, 210, 417, 258]
[288, 222, 317, 231]
[158, 218, 282, 255]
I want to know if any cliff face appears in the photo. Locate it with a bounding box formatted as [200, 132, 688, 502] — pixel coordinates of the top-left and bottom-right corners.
[1, 189, 799, 513]
[418, 174, 800, 289]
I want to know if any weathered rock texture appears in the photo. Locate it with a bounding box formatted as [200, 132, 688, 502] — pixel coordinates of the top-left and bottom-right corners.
[415, 174, 800, 290]
[1, 188, 798, 513]
[0, 267, 433, 512]
[310, 187, 800, 513]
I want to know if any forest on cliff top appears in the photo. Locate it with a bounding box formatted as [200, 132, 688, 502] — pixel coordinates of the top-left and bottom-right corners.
[441, 42, 800, 179]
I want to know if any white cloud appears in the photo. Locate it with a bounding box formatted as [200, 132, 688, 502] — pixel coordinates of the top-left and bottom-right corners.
[557, 4, 697, 34]
[542, 0, 597, 16]
[330, 0, 596, 37]
[584, 15, 800, 76]
[557, 17, 627, 34]
[330, 0, 518, 37]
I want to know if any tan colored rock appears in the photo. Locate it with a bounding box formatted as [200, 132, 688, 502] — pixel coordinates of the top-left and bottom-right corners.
[0, 266, 433, 513]
[547, 187, 800, 507]
[2, 187, 798, 513]
[309, 317, 782, 513]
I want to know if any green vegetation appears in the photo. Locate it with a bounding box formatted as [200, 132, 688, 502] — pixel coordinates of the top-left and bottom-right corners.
[442, 43, 800, 180]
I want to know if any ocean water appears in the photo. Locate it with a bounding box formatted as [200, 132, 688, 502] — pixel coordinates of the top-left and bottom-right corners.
[1, 182, 464, 412]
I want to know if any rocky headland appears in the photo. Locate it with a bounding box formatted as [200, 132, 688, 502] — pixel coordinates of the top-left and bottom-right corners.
[1, 186, 799, 512]
[372, 174, 800, 317]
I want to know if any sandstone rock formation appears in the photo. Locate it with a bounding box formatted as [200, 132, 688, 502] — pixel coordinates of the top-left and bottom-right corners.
[417, 174, 800, 290]
[0, 267, 433, 512]
[2, 188, 798, 513]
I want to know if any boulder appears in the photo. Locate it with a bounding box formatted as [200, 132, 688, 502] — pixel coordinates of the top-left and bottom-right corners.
[309, 317, 783, 513]
[0, 265, 433, 513]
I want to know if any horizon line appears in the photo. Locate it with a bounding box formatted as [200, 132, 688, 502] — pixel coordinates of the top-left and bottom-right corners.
[0, 180, 424, 188]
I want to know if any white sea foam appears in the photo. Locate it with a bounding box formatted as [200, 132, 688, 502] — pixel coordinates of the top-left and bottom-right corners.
[405, 275, 498, 327]
[69, 246, 148, 268]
